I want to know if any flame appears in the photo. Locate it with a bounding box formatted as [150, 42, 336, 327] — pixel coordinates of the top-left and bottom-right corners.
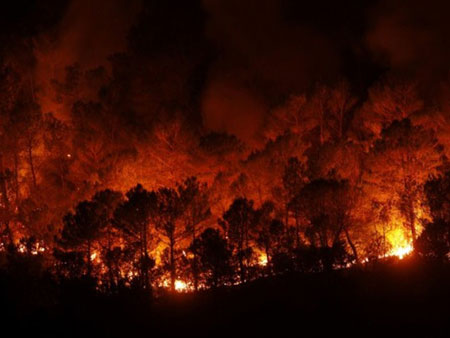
[386, 227, 413, 259]
[90, 251, 102, 263]
[161, 278, 191, 292]
[258, 253, 268, 266]
[174, 280, 188, 292]
[389, 244, 413, 259]
[16, 242, 46, 255]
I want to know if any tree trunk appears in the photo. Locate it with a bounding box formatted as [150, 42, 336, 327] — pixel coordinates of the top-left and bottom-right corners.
[106, 229, 115, 291]
[27, 139, 36, 188]
[169, 234, 175, 292]
[87, 240, 92, 278]
[403, 177, 417, 242]
[238, 231, 245, 283]
[192, 224, 199, 291]
[238, 248, 245, 283]
[13, 151, 19, 203]
[142, 226, 150, 291]
[0, 154, 14, 247]
[344, 227, 359, 264]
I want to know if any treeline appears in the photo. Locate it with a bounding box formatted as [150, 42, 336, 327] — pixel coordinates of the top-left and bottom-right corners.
[1, 59, 449, 294]
[2, 163, 449, 296]
[41, 175, 357, 293]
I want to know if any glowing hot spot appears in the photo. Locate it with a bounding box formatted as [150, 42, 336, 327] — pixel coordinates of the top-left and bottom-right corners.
[174, 280, 188, 292]
[258, 253, 268, 266]
[386, 228, 413, 259]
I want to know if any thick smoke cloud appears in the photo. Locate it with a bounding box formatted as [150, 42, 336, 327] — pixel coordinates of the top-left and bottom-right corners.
[30, 0, 449, 141]
[201, 77, 266, 142]
[201, 0, 341, 141]
[34, 0, 141, 118]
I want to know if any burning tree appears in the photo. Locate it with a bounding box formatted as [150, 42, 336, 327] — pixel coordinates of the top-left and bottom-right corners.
[364, 119, 443, 242]
[254, 201, 285, 272]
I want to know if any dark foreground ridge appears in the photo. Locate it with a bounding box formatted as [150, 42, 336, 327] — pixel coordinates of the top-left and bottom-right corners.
[1, 256, 449, 338]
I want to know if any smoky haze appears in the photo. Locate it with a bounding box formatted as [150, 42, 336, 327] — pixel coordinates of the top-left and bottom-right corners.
[34, 0, 142, 119]
[29, 0, 450, 141]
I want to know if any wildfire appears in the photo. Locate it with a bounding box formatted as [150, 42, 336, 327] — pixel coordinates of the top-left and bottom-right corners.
[90, 251, 102, 263]
[386, 228, 413, 259]
[162, 278, 191, 292]
[258, 253, 268, 266]
[389, 244, 413, 259]
[174, 280, 189, 292]
[16, 242, 46, 255]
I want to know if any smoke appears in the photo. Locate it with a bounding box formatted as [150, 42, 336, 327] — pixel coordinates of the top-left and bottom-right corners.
[200, 0, 450, 142]
[201, 77, 265, 142]
[30, 0, 449, 142]
[34, 0, 141, 118]
[366, 0, 450, 83]
[200, 0, 340, 142]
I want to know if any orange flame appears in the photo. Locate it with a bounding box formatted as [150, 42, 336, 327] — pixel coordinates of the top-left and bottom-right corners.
[385, 227, 413, 259]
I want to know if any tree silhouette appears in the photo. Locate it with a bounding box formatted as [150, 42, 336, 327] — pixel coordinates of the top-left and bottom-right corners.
[113, 184, 156, 291]
[178, 176, 211, 291]
[91, 189, 123, 291]
[416, 173, 450, 262]
[59, 200, 106, 278]
[424, 172, 450, 222]
[155, 187, 184, 292]
[283, 156, 307, 247]
[294, 179, 354, 270]
[254, 201, 285, 274]
[415, 219, 450, 263]
[0, 64, 22, 248]
[219, 197, 256, 283]
[190, 228, 232, 288]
